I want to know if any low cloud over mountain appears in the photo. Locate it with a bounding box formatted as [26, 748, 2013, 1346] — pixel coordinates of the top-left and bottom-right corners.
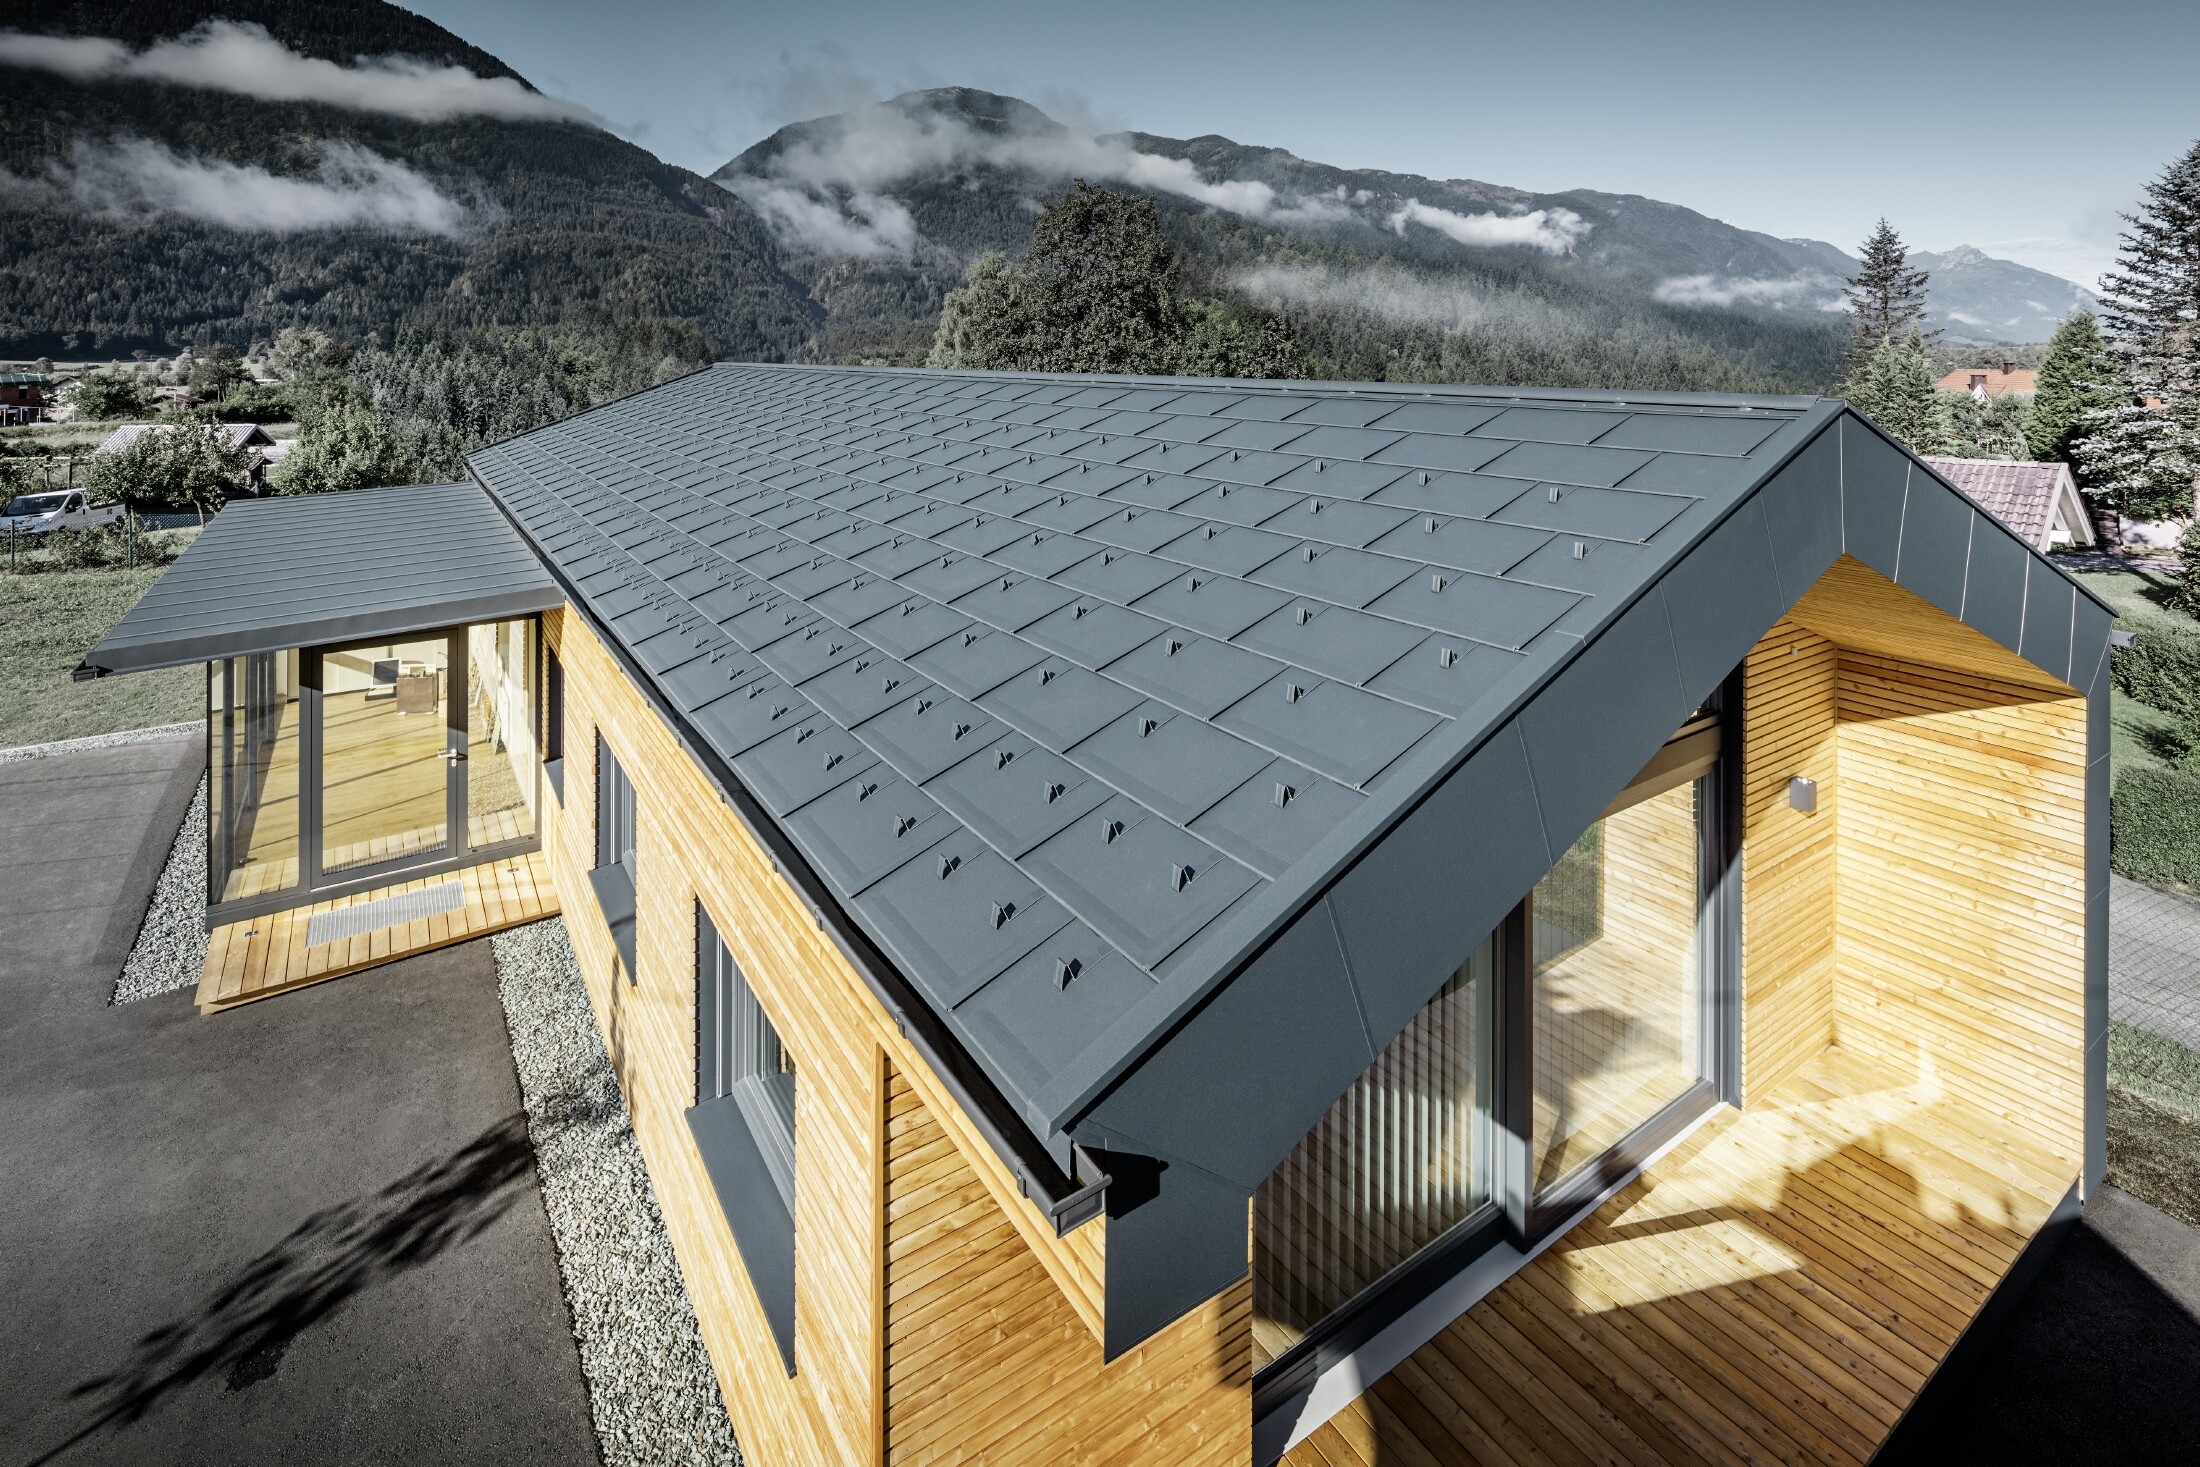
[0, 21, 602, 126]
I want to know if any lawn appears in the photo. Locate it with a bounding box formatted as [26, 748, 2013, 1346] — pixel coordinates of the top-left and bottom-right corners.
[0, 563, 201, 749]
[2067, 565, 2197, 635]
[2107, 1022, 2200, 1229]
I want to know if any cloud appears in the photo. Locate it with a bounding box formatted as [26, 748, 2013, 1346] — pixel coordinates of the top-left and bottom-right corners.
[19, 138, 471, 235]
[727, 92, 1360, 258]
[724, 176, 917, 260]
[1387, 199, 1588, 255]
[0, 21, 602, 126]
[1232, 261, 1569, 336]
[1653, 273, 1824, 308]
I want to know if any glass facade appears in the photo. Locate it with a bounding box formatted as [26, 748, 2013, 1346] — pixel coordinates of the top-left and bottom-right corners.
[208, 650, 301, 904]
[1251, 935, 1496, 1370]
[204, 617, 542, 918]
[1530, 780, 1705, 1194]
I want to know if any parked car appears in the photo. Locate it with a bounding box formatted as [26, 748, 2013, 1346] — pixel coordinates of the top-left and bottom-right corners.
[2, 490, 124, 536]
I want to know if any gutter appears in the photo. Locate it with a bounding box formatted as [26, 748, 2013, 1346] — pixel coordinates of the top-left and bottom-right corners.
[473, 473, 1107, 1236]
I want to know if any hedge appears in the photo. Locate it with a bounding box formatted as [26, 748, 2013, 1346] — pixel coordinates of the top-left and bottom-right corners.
[2111, 763, 2200, 887]
[2110, 622, 2200, 725]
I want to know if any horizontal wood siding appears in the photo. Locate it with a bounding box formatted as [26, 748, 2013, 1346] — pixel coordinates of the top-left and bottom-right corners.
[884, 1064, 1252, 1464]
[1831, 652, 2087, 1168]
[1739, 619, 1839, 1104]
[544, 607, 1242, 1466]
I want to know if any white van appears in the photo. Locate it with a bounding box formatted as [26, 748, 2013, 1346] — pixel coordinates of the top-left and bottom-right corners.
[2, 490, 125, 536]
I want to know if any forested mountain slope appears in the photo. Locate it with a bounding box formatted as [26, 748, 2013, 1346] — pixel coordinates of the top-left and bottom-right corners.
[0, 0, 823, 358]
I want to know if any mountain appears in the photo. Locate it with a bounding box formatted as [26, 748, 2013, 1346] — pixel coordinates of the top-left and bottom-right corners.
[1911, 245, 2097, 345]
[0, 0, 823, 358]
[714, 88, 2089, 384]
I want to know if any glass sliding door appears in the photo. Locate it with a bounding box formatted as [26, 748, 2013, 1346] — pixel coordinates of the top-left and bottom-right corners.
[313, 634, 460, 878]
[1252, 934, 1497, 1371]
[1529, 779, 1705, 1193]
[465, 619, 539, 851]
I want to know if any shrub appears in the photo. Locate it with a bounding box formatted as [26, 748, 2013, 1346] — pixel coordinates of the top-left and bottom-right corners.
[2109, 621, 2200, 726]
[2111, 764, 2200, 887]
[2174, 521, 2200, 620]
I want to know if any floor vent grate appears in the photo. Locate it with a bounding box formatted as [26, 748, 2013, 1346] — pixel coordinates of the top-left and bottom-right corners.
[305, 882, 465, 948]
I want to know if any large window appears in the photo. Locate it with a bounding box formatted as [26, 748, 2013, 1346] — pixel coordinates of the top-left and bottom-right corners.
[1252, 695, 1732, 1390]
[1531, 780, 1704, 1192]
[208, 650, 300, 904]
[689, 903, 798, 1373]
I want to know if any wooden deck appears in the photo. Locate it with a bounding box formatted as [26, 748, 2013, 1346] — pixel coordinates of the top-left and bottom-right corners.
[1285, 1044, 2072, 1467]
[197, 849, 559, 1013]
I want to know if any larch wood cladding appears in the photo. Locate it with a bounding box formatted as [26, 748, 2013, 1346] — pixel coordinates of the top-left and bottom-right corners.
[1741, 555, 2087, 1172]
[883, 1064, 1252, 1464]
[1739, 618, 1841, 1104]
[1831, 653, 2087, 1167]
[542, 607, 1247, 1466]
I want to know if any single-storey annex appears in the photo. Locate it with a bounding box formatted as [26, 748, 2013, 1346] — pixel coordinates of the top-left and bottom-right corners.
[84, 364, 2112, 1465]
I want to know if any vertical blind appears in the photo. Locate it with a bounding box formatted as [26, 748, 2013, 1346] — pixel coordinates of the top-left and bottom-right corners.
[1250, 935, 1494, 1369]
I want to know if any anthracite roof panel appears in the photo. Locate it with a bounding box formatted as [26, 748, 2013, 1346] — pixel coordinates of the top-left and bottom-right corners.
[466, 364, 2103, 1300]
[83, 481, 563, 673]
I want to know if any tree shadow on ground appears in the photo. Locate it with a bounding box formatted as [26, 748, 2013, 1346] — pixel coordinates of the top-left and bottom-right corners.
[27, 1113, 536, 1467]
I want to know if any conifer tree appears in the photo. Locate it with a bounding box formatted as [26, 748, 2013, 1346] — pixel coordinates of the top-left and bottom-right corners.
[2027, 311, 2122, 463]
[1844, 330, 1945, 453]
[2074, 140, 2200, 521]
[1843, 220, 1935, 373]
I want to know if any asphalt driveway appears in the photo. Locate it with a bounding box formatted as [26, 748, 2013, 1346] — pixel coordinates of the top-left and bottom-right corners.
[0, 736, 598, 1466]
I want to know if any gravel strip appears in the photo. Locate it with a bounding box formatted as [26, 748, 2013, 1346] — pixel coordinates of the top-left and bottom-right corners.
[491, 918, 742, 1467]
[0, 720, 203, 764]
[112, 774, 212, 1005]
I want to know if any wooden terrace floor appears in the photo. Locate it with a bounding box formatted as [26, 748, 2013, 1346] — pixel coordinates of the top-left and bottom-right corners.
[1285, 1046, 2072, 1467]
[197, 849, 559, 1013]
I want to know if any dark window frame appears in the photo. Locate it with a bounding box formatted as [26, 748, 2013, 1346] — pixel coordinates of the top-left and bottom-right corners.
[541, 640, 565, 801]
[588, 731, 639, 979]
[688, 902, 798, 1374]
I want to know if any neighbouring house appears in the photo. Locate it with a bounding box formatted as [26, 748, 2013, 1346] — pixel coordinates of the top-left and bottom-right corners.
[1921, 454, 2098, 552]
[0, 370, 52, 425]
[95, 421, 279, 492]
[79, 368, 2112, 1467]
[1934, 362, 2037, 399]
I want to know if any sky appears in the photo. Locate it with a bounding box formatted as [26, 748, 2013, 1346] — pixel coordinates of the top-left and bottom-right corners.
[407, 0, 2197, 292]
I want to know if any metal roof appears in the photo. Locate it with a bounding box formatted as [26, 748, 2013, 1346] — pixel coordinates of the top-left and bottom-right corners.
[82, 482, 565, 674]
[469, 364, 2114, 1354]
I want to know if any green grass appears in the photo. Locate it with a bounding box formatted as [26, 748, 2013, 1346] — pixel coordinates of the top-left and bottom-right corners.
[2068, 566, 2199, 634]
[2111, 688, 2189, 775]
[2107, 1022, 2200, 1229]
[0, 565, 202, 748]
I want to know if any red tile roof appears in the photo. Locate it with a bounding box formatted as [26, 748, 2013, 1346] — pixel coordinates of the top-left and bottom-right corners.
[1920, 456, 2091, 550]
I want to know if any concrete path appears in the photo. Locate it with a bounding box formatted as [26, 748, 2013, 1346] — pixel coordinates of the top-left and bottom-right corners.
[0, 737, 599, 1467]
[2111, 875, 2200, 1053]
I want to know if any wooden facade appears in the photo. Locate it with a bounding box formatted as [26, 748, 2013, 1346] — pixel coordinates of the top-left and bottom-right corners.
[541, 605, 1251, 1467]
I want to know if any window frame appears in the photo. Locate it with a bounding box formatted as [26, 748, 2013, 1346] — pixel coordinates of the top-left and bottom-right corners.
[588, 731, 639, 980]
[1250, 669, 1743, 1416]
[687, 901, 799, 1375]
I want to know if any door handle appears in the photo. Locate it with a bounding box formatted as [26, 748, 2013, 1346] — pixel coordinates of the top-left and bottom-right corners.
[441, 749, 466, 762]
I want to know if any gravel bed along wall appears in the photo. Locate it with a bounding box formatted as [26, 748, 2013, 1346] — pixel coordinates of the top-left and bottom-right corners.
[491, 918, 742, 1467]
[112, 774, 211, 1005]
[0, 720, 202, 763]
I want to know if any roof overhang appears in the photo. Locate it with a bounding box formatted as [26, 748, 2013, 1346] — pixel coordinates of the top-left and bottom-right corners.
[78, 481, 564, 676]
